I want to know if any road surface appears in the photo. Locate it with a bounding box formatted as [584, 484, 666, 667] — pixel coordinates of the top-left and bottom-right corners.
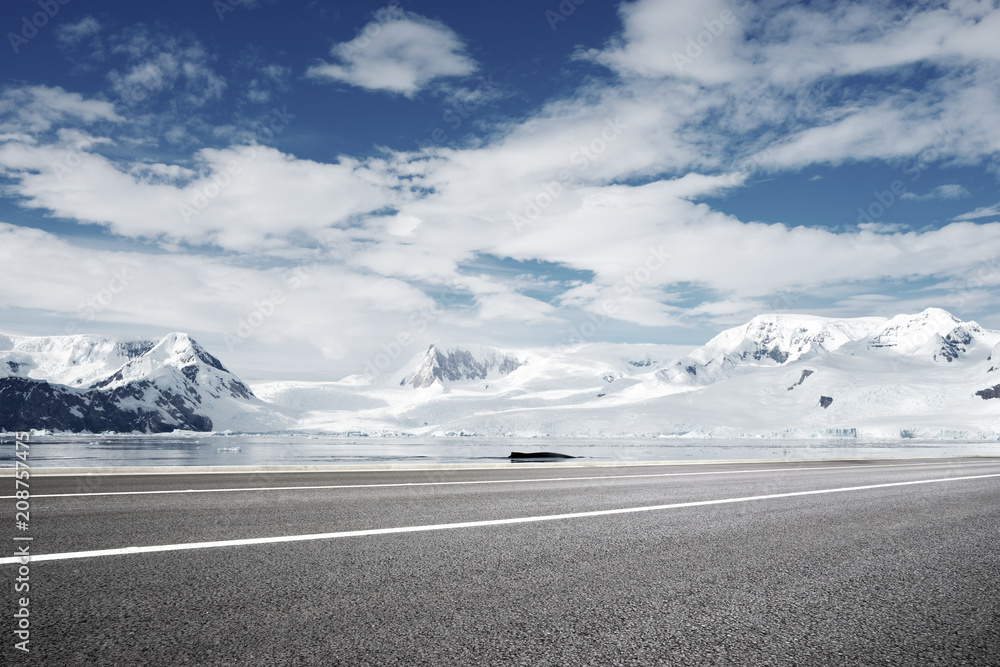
[2, 457, 999, 665]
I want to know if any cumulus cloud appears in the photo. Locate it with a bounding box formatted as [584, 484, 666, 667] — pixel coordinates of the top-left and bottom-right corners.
[588, 0, 749, 83]
[0, 136, 394, 252]
[307, 11, 477, 96]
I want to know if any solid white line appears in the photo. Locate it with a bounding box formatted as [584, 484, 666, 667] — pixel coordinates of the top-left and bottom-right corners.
[0, 461, 980, 499]
[2, 472, 997, 565]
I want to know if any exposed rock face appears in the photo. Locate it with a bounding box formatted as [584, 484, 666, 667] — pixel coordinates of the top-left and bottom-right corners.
[787, 369, 814, 391]
[659, 313, 885, 385]
[403, 345, 523, 389]
[935, 329, 974, 362]
[0, 376, 212, 433]
[660, 308, 1000, 387]
[819, 395, 833, 408]
[975, 385, 1000, 400]
[0, 332, 257, 433]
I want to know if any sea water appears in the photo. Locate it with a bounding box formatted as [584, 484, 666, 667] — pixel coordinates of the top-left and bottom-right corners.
[1, 433, 997, 468]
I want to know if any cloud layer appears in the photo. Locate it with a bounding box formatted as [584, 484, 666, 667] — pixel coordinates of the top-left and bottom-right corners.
[2, 0, 1000, 376]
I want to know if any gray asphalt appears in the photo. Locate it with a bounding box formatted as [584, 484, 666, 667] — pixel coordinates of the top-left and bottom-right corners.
[2, 457, 999, 666]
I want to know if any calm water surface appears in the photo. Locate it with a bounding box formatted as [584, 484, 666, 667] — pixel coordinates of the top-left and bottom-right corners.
[1, 433, 997, 467]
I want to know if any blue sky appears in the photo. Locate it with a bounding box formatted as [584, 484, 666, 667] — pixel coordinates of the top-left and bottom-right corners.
[2, 0, 1000, 378]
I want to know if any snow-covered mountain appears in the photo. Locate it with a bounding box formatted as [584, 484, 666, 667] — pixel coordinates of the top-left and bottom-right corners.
[658, 313, 885, 385]
[397, 344, 523, 388]
[255, 309, 1000, 439]
[659, 308, 1000, 385]
[0, 332, 286, 433]
[5, 309, 1000, 438]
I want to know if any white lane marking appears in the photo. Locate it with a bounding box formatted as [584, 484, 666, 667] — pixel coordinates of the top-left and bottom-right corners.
[1, 461, 985, 499]
[2, 472, 998, 565]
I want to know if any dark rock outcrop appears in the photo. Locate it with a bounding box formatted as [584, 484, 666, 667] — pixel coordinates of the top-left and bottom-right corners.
[787, 369, 814, 390]
[975, 385, 1000, 400]
[819, 395, 833, 408]
[935, 329, 974, 362]
[404, 345, 522, 389]
[0, 376, 212, 433]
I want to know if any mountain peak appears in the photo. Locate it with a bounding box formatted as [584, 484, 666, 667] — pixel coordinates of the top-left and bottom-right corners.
[0, 330, 269, 433]
[665, 312, 885, 384]
[659, 308, 995, 385]
[867, 307, 979, 355]
[401, 343, 523, 389]
[143, 332, 228, 373]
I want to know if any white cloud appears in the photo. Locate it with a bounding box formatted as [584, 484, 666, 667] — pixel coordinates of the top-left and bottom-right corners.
[584, 0, 1000, 176]
[476, 291, 559, 324]
[0, 223, 461, 375]
[107, 28, 227, 109]
[588, 0, 748, 83]
[307, 12, 477, 97]
[5, 2, 1000, 373]
[3, 66, 1000, 354]
[592, 0, 1000, 85]
[0, 137, 394, 252]
[57, 16, 101, 46]
[900, 184, 970, 201]
[0, 86, 120, 135]
[953, 202, 1000, 221]
[245, 64, 291, 105]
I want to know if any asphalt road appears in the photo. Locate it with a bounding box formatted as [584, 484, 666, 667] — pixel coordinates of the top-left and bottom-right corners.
[2, 457, 999, 666]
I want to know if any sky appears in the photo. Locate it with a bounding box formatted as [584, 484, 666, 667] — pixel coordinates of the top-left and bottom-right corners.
[1, 0, 1000, 380]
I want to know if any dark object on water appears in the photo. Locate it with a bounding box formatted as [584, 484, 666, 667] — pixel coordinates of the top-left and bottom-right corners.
[508, 451, 576, 460]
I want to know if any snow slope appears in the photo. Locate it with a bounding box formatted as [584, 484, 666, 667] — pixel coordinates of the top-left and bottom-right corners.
[253, 309, 1000, 439]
